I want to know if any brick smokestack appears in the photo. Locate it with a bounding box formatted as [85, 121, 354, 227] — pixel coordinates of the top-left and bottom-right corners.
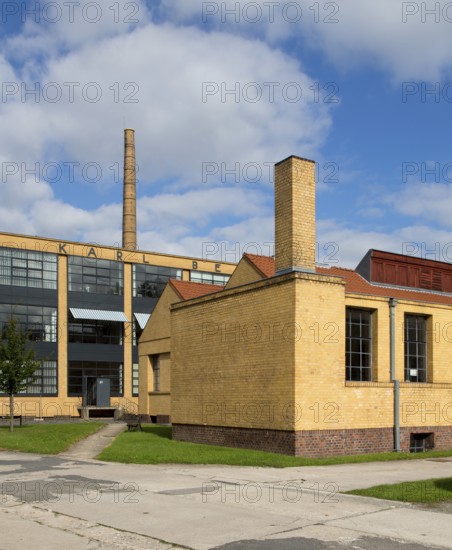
[274, 155, 316, 274]
[122, 128, 137, 251]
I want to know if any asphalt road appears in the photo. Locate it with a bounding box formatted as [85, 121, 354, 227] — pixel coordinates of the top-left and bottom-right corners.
[0, 452, 451, 549]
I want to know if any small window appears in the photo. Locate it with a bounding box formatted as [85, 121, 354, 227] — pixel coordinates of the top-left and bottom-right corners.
[345, 308, 372, 381]
[190, 271, 230, 286]
[410, 433, 434, 453]
[404, 315, 427, 382]
[152, 355, 160, 392]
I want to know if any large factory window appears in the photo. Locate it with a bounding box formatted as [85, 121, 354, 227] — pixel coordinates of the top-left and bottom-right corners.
[68, 257, 123, 295]
[133, 264, 182, 298]
[19, 361, 58, 396]
[0, 247, 57, 289]
[68, 361, 123, 397]
[0, 304, 57, 342]
[68, 319, 123, 345]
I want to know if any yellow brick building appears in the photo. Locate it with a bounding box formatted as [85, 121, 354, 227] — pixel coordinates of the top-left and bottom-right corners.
[0, 232, 234, 419]
[0, 129, 235, 420]
[139, 155, 452, 457]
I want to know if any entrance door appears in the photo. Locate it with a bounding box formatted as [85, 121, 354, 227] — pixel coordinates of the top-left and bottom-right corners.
[82, 376, 111, 407]
[96, 378, 111, 407]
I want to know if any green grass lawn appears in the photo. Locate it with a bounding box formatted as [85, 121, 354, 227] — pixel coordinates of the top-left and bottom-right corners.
[98, 425, 452, 467]
[0, 422, 105, 454]
[347, 478, 452, 503]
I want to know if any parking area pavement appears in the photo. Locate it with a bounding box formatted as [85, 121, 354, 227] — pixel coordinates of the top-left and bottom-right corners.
[0, 452, 451, 549]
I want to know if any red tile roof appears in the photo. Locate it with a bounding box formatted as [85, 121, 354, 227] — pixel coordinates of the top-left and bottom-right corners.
[244, 255, 452, 306]
[243, 253, 276, 278]
[317, 266, 452, 305]
[169, 279, 223, 300]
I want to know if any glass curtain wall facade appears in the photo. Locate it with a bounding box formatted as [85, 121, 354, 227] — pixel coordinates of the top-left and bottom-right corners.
[0, 235, 234, 416]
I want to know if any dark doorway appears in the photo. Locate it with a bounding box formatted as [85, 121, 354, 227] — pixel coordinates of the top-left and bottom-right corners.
[82, 377, 111, 407]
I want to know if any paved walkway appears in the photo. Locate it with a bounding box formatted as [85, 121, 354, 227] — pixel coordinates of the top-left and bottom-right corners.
[0, 450, 452, 549]
[2, 424, 452, 548]
[58, 422, 127, 459]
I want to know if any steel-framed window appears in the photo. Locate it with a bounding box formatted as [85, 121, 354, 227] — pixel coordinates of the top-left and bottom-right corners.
[1, 361, 58, 397]
[0, 247, 57, 289]
[346, 308, 372, 381]
[133, 264, 182, 298]
[68, 257, 123, 295]
[404, 315, 427, 382]
[190, 271, 229, 286]
[68, 318, 123, 345]
[152, 355, 160, 392]
[0, 304, 57, 342]
[19, 361, 58, 396]
[68, 361, 123, 397]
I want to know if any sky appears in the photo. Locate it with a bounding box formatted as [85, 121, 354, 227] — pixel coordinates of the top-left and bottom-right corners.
[1, 0, 452, 268]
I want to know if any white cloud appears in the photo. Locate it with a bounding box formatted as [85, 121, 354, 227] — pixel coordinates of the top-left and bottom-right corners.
[317, 219, 452, 268]
[0, 8, 333, 252]
[158, 0, 452, 81]
[388, 182, 452, 228]
[1, 11, 333, 183]
[5, 0, 450, 269]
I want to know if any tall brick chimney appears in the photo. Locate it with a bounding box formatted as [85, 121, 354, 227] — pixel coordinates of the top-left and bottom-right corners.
[122, 128, 137, 251]
[274, 155, 316, 274]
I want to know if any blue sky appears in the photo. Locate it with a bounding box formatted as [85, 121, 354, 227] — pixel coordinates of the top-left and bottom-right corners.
[1, 0, 452, 267]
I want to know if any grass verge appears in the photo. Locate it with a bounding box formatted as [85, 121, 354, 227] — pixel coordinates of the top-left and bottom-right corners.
[0, 422, 105, 454]
[347, 477, 452, 503]
[98, 425, 452, 467]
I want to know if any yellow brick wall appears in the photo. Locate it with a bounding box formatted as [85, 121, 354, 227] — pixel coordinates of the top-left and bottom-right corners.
[171, 276, 298, 430]
[225, 258, 262, 289]
[294, 274, 346, 430]
[139, 285, 179, 345]
[138, 285, 180, 416]
[170, 268, 452, 434]
[275, 157, 316, 273]
[138, 354, 152, 415]
[148, 352, 171, 416]
[295, 293, 452, 431]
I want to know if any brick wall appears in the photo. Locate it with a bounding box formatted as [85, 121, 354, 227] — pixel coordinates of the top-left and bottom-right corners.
[173, 423, 296, 454]
[171, 275, 297, 430]
[275, 156, 316, 273]
[173, 423, 452, 457]
[225, 258, 262, 289]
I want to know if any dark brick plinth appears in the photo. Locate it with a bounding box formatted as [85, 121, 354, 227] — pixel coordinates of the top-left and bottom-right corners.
[172, 424, 452, 457]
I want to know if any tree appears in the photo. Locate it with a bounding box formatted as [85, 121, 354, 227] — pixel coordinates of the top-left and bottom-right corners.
[0, 318, 41, 432]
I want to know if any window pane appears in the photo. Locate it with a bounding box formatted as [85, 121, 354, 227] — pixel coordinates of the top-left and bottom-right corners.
[68, 361, 123, 397]
[133, 264, 183, 298]
[404, 315, 427, 382]
[345, 308, 372, 381]
[0, 247, 57, 289]
[0, 305, 57, 342]
[68, 257, 123, 295]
